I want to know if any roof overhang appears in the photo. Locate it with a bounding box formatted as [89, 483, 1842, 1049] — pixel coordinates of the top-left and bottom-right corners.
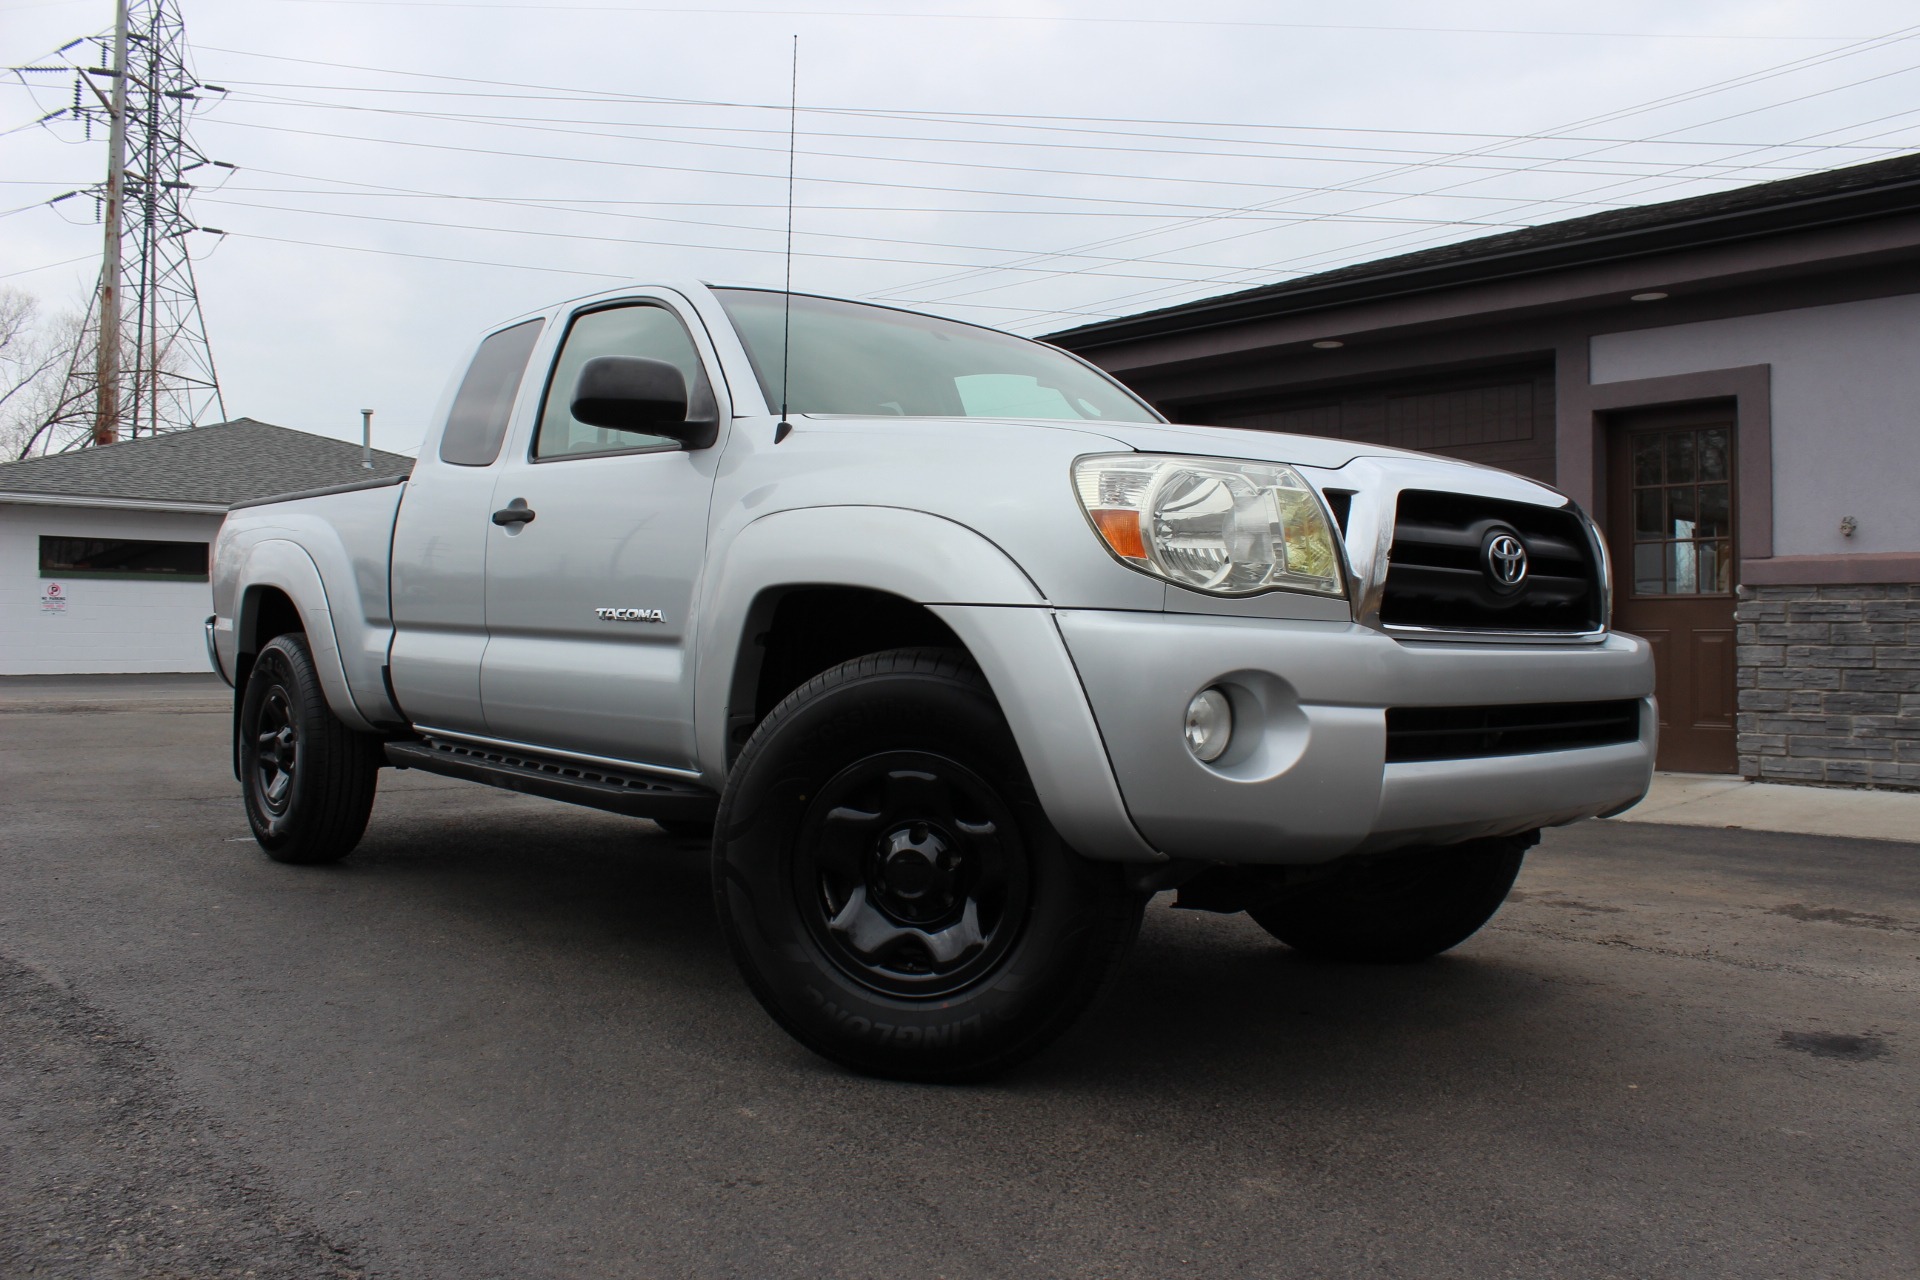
[1049, 162, 1920, 354]
[0, 490, 229, 515]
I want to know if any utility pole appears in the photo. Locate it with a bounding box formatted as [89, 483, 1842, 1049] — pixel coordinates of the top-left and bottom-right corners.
[93, 0, 130, 446]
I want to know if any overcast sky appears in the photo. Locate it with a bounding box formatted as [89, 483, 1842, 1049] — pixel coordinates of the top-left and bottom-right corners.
[5, 0, 1920, 454]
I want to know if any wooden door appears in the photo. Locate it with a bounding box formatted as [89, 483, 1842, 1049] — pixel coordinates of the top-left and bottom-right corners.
[1606, 407, 1739, 773]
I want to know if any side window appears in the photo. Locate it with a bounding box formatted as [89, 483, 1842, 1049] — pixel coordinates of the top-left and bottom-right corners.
[439, 318, 544, 467]
[535, 304, 709, 459]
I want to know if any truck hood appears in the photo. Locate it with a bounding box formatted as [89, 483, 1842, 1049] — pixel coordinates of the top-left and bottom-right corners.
[1081, 418, 1455, 472]
[794, 413, 1500, 479]
[792, 413, 1526, 491]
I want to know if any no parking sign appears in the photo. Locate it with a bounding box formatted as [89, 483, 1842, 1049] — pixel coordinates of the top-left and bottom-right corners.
[39, 582, 67, 615]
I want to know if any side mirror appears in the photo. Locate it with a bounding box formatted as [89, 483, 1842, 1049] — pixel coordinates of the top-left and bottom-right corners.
[570, 356, 717, 449]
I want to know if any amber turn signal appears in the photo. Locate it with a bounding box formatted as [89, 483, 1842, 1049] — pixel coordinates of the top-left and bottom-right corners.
[1089, 507, 1147, 561]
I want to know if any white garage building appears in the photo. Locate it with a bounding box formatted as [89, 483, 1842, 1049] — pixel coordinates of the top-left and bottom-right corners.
[0, 419, 412, 675]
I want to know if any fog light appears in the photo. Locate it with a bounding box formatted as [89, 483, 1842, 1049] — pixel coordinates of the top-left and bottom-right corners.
[1185, 688, 1233, 762]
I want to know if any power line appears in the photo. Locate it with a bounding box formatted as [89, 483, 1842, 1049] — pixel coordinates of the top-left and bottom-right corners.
[211, 181, 1558, 219]
[29, 24, 1898, 343]
[237, 2, 1866, 43]
[191, 73, 1911, 162]
[1089, 53, 1920, 316]
[224, 229, 629, 279]
[0, 253, 97, 281]
[198, 115, 1655, 216]
[191, 50, 1912, 154]
[196, 112, 1824, 222]
[215, 169, 1539, 238]
[895, 28, 1920, 309]
[222, 88, 1844, 181]
[212, 226, 1127, 320]
[196, 196, 1247, 282]
[891, 22, 1920, 316]
[177, 31, 1920, 326]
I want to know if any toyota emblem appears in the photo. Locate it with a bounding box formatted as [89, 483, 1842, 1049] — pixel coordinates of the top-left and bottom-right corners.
[1482, 530, 1529, 591]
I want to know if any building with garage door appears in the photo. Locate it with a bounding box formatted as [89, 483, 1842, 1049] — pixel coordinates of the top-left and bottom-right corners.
[1051, 152, 1920, 789]
[0, 419, 412, 675]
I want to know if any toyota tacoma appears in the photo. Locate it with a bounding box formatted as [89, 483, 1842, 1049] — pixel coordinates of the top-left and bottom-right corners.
[207, 283, 1655, 1080]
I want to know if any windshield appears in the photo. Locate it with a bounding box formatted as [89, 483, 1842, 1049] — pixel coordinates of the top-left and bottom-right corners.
[714, 289, 1161, 423]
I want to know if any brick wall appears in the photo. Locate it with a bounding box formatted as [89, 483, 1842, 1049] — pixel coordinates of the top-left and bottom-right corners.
[1736, 584, 1920, 788]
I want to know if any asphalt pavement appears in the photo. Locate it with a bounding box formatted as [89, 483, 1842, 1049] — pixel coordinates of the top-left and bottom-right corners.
[2, 675, 1916, 1279]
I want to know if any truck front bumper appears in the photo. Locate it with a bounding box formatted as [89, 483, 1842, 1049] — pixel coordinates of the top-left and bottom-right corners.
[1056, 610, 1656, 865]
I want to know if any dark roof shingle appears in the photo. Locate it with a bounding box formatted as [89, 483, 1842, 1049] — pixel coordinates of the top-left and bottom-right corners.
[0, 418, 415, 507]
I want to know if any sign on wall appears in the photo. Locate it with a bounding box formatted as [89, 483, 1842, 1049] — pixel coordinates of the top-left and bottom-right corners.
[39, 582, 68, 615]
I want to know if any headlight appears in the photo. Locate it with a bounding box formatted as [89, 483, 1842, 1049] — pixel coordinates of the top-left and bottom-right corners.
[1073, 453, 1345, 597]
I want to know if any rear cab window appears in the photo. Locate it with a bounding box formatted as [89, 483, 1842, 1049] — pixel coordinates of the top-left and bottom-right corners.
[439, 318, 545, 467]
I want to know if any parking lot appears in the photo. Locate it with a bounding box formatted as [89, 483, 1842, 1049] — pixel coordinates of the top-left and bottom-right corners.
[2, 674, 1915, 1279]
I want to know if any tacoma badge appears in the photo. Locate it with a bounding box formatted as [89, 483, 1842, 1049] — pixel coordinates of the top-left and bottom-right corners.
[595, 607, 666, 623]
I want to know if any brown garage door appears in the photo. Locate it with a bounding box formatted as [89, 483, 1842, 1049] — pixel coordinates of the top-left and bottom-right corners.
[1605, 405, 1738, 774]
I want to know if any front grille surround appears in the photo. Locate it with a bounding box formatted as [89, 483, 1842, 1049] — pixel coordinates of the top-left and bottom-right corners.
[1376, 489, 1605, 637]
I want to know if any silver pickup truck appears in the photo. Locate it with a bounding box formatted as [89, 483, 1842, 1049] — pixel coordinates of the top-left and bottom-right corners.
[208, 283, 1655, 1080]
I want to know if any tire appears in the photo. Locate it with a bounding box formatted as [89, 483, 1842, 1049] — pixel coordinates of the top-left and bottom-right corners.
[238, 633, 382, 865]
[1247, 833, 1534, 963]
[712, 648, 1143, 1082]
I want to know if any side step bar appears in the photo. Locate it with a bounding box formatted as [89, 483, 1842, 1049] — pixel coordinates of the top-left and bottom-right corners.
[386, 737, 718, 823]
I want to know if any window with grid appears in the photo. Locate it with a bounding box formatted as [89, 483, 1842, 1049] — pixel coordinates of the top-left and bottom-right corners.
[1628, 425, 1733, 596]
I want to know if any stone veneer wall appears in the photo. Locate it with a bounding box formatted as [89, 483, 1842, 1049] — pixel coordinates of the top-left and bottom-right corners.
[1736, 584, 1920, 788]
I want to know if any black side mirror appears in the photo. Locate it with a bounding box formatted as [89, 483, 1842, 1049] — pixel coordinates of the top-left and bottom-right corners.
[571, 356, 717, 449]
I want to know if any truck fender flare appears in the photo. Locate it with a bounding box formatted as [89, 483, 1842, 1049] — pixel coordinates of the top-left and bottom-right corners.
[695, 504, 1046, 766]
[693, 505, 1162, 863]
[237, 539, 379, 733]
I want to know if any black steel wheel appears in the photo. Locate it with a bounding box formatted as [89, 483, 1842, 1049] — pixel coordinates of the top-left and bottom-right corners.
[1248, 832, 1535, 963]
[796, 750, 1031, 1000]
[238, 632, 381, 865]
[713, 648, 1142, 1082]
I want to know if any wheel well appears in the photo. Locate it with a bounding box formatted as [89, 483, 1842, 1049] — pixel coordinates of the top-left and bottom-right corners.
[235, 586, 304, 693]
[229, 586, 306, 782]
[728, 587, 967, 759]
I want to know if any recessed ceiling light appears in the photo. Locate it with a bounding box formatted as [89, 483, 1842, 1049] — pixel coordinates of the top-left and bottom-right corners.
[1630, 291, 1669, 302]
[1312, 339, 1344, 349]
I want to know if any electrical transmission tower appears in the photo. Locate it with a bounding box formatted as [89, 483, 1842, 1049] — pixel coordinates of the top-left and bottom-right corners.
[21, 0, 228, 455]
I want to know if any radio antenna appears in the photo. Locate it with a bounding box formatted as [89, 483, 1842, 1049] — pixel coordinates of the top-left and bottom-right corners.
[774, 34, 798, 444]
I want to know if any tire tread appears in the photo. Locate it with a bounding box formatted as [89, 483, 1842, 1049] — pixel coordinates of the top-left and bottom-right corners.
[243, 633, 380, 865]
[714, 646, 1141, 1082]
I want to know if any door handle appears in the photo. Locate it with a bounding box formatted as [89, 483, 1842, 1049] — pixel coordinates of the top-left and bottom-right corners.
[491, 504, 536, 527]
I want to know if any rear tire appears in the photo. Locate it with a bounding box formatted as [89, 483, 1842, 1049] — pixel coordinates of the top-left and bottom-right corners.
[713, 648, 1143, 1082]
[238, 633, 381, 865]
[1248, 833, 1534, 963]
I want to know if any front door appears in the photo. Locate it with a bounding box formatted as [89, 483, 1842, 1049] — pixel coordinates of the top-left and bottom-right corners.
[1606, 406, 1738, 773]
[479, 299, 723, 771]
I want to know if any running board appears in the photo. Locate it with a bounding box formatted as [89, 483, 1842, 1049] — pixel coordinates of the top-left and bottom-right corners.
[385, 737, 718, 823]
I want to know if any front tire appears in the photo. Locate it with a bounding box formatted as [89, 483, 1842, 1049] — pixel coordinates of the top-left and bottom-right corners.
[713, 648, 1142, 1082]
[238, 633, 381, 865]
[1248, 833, 1534, 963]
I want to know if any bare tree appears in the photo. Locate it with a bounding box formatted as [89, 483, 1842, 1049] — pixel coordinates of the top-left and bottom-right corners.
[0, 287, 171, 458]
[0, 289, 101, 459]
[1, 291, 63, 454]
